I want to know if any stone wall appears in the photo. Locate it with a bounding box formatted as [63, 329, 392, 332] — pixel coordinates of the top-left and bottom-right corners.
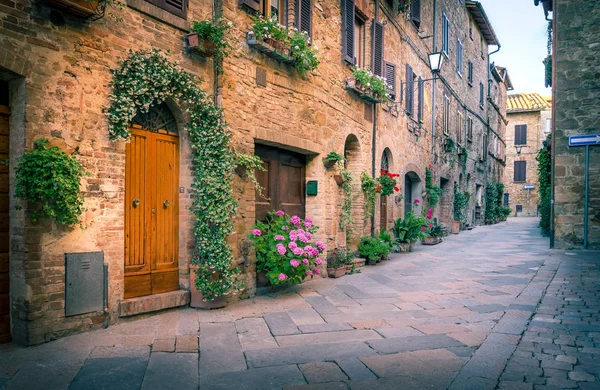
[505, 110, 548, 217]
[552, 0, 600, 249]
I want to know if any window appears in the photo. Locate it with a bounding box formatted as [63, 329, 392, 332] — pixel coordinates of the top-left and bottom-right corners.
[457, 111, 463, 144]
[410, 0, 421, 28]
[467, 61, 473, 85]
[385, 62, 396, 101]
[417, 77, 424, 122]
[514, 124, 527, 145]
[514, 161, 526, 182]
[442, 13, 449, 56]
[295, 0, 312, 38]
[405, 64, 414, 116]
[265, 0, 287, 25]
[145, 0, 187, 18]
[354, 15, 365, 67]
[481, 133, 488, 160]
[516, 204, 523, 212]
[503, 193, 509, 206]
[373, 21, 385, 76]
[443, 94, 450, 135]
[467, 116, 473, 142]
[457, 39, 463, 76]
[479, 82, 484, 108]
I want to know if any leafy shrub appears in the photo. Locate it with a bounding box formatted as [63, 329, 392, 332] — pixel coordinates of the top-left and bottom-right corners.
[325, 151, 344, 163]
[358, 236, 390, 261]
[453, 191, 468, 222]
[352, 67, 392, 103]
[360, 172, 377, 219]
[14, 139, 86, 226]
[425, 167, 442, 209]
[392, 212, 427, 243]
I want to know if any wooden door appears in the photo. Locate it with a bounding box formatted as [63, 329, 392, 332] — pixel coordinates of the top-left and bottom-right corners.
[404, 175, 413, 216]
[125, 127, 179, 299]
[380, 195, 387, 230]
[0, 106, 10, 343]
[255, 145, 306, 221]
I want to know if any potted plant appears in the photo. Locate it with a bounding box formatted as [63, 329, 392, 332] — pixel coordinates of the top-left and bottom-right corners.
[346, 67, 391, 104]
[376, 169, 401, 196]
[326, 252, 346, 278]
[423, 223, 448, 245]
[45, 0, 104, 18]
[444, 136, 456, 153]
[452, 191, 468, 234]
[358, 236, 390, 265]
[187, 19, 234, 61]
[249, 210, 325, 286]
[324, 151, 344, 169]
[378, 229, 395, 259]
[392, 204, 427, 252]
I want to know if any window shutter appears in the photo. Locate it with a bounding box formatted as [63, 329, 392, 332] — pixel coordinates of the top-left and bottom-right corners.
[457, 40, 462, 74]
[514, 125, 521, 145]
[405, 64, 414, 117]
[385, 62, 396, 101]
[514, 161, 527, 181]
[521, 124, 527, 145]
[410, 0, 420, 25]
[238, 0, 261, 12]
[341, 0, 355, 64]
[296, 0, 312, 38]
[479, 82, 484, 106]
[150, 0, 187, 17]
[417, 77, 424, 121]
[372, 21, 384, 76]
[468, 61, 473, 84]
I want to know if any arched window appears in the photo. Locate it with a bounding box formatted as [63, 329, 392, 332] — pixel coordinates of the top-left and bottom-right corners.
[131, 102, 178, 135]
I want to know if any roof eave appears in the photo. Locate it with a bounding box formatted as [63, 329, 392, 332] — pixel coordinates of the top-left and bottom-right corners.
[466, 1, 500, 47]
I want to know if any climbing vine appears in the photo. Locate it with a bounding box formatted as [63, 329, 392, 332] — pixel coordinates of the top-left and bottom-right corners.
[537, 134, 552, 236]
[107, 49, 242, 301]
[425, 167, 442, 210]
[338, 161, 354, 232]
[360, 171, 377, 219]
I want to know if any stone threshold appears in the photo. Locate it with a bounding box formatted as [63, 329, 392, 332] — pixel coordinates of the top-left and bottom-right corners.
[118, 290, 190, 317]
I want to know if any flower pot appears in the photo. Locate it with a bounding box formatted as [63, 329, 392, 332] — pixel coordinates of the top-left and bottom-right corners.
[186, 33, 217, 57]
[365, 257, 378, 266]
[345, 264, 353, 274]
[352, 258, 366, 268]
[264, 38, 288, 53]
[323, 158, 337, 169]
[397, 242, 412, 252]
[423, 236, 442, 245]
[452, 220, 461, 234]
[256, 271, 269, 287]
[189, 266, 228, 309]
[327, 266, 346, 278]
[333, 174, 344, 186]
[45, 0, 101, 18]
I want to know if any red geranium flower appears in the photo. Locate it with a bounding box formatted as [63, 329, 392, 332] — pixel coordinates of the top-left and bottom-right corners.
[380, 169, 387, 175]
[394, 186, 399, 192]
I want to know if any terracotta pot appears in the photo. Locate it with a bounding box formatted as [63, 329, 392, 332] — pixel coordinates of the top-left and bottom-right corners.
[333, 174, 344, 186]
[264, 37, 287, 53]
[452, 220, 461, 234]
[327, 266, 346, 278]
[345, 264, 353, 274]
[423, 236, 442, 245]
[323, 158, 336, 169]
[397, 242, 412, 252]
[189, 266, 228, 309]
[352, 258, 366, 268]
[186, 33, 217, 57]
[256, 271, 269, 287]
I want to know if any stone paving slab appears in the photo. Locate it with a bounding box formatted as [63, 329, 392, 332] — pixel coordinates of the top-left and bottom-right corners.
[288, 307, 326, 325]
[263, 312, 301, 336]
[275, 330, 381, 347]
[335, 358, 377, 381]
[199, 322, 246, 376]
[367, 334, 466, 354]
[200, 364, 306, 389]
[299, 362, 348, 383]
[236, 317, 279, 350]
[297, 322, 353, 333]
[141, 352, 198, 390]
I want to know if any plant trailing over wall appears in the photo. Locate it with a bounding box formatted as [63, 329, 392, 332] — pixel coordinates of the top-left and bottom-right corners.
[107, 49, 242, 301]
[444, 136, 456, 153]
[537, 134, 552, 236]
[190, 19, 235, 74]
[338, 161, 354, 231]
[235, 151, 267, 198]
[14, 139, 86, 226]
[453, 191, 468, 222]
[325, 151, 344, 163]
[350, 67, 391, 103]
[377, 169, 400, 196]
[360, 171, 377, 219]
[484, 183, 499, 224]
[425, 166, 442, 210]
[459, 146, 468, 169]
[249, 210, 324, 284]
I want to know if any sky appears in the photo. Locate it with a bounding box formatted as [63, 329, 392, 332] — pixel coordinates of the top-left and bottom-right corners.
[479, 0, 552, 97]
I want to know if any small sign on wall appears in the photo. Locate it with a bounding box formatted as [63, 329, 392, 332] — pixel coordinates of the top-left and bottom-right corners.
[306, 180, 318, 196]
[522, 184, 535, 190]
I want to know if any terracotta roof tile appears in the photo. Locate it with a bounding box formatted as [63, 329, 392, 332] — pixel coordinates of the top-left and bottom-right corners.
[507, 93, 551, 112]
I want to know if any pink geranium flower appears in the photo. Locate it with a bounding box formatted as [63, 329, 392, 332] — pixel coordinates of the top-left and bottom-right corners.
[304, 221, 313, 229]
[293, 247, 304, 256]
[252, 229, 262, 236]
[290, 259, 300, 268]
[427, 209, 433, 215]
[414, 199, 420, 204]
[276, 244, 286, 255]
[274, 235, 285, 241]
[290, 215, 301, 226]
[428, 223, 434, 228]
[313, 268, 320, 275]
[315, 241, 325, 251]
[315, 257, 323, 265]
[288, 241, 298, 250]
[421, 226, 426, 231]
[276, 210, 285, 217]
[302, 258, 309, 265]
[306, 270, 313, 276]
[278, 273, 288, 281]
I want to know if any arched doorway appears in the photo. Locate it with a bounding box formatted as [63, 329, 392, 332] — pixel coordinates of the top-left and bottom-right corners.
[380, 148, 392, 230]
[404, 171, 422, 216]
[124, 102, 180, 299]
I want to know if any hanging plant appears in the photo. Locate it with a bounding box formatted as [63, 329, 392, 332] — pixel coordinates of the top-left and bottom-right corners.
[360, 171, 377, 219]
[376, 169, 400, 196]
[106, 49, 242, 301]
[14, 139, 87, 226]
[188, 19, 235, 74]
[234, 151, 267, 199]
[338, 161, 354, 231]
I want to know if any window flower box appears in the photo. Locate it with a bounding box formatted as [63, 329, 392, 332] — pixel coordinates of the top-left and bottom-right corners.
[186, 33, 217, 57]
[345, 78, 384, 104]
[45, 0, 104, 18]
[247, 32, 295, 65]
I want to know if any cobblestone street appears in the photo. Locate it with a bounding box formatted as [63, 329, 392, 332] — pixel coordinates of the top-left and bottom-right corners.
[0, 218, 598, 390]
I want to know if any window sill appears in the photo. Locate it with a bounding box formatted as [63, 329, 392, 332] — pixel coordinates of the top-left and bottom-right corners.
[247, 33, 296, 65]
[127, 0, 189, 31]
[468, 81, 473, 87]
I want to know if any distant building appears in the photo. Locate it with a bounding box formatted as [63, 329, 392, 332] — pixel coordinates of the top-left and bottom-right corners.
[504, 93, 551, 217]
[535, 0, 600, 249]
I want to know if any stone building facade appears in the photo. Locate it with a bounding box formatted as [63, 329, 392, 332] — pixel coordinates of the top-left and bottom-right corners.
[535, 0, 600, 249]
[504, 93, 551, 217]
[0, 0, 508, 345]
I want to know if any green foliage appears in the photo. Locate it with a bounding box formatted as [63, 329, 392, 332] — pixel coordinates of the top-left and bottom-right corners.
[392, 212, 427, 243]
[444, 136, 456, 153]
[537, 134, 552, 235]
[249, 211, 324, 284]
[235, 151, 267, 199]
[107, 49, 241, 301]
[377, 170, 400, 196]
[499, 206, 512, 220]
[14, 139, 86, 226]
[352, 67, 391, 103]
[191, 19, 235, 74]
[339, 165, 354, 232]
[426, 222, 449, 238]
[252, 15, 288, 41]
[425, 167, 442, 209]
[484, 183, 499, 224]
[328, 246, 354, 268]
[325, 151, 344, 163]
[459, 147, 468, 169]
[358, 236, 390, 262]
[453, 191, 468, 222]
[360, 172, 377, 219]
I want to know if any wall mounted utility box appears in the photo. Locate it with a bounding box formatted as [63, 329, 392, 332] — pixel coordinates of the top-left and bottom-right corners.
[306, 180, 318, 196]
[65, 252, 105, 317]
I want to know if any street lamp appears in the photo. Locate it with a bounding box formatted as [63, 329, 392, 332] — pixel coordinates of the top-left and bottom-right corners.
[515, 145, 522, 155]
[428, 52, 444, 73]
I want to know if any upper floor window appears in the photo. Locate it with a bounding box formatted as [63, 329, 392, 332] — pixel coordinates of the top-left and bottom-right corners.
[443, 94, 450, 135]
[457, 39, 463, 76]
[405, 64, 414, 116]
[145, 0, 187, 18]
[410, 0, 421, 29]
[295, 0, 312, 38]
[467, 116, 473, 142]
[479, 82, 484, 108]
[417, 77, 424, 122]
[442, 13, 449, 56]
[385, 62, 397, 101]
[467, 60, 473, 86]
[514, 124, 527, 145]
[514, 161, 527, 182]
[267, 0, 287, 25]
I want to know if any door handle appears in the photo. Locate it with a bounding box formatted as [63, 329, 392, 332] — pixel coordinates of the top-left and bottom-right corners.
[163, 200, 170, 208]
[133, 198, 140, 208]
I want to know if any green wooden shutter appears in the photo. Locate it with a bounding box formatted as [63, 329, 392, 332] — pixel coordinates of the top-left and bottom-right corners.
[372, 21, 384, 76]
[342, 0, 355, 64]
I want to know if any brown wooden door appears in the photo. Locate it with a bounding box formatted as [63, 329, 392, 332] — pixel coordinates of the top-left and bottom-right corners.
[0, 106, 10, 344]
[125, 127, 179, 299]
[380, 195, 387, 231]
[255, 145, 305, 221]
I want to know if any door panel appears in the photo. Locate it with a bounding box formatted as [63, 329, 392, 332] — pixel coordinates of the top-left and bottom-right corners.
[125, 128, 179, 299]
[380, 196, 388, 230]
[255, 145, 306, 221]
[0, 108, 9, 343]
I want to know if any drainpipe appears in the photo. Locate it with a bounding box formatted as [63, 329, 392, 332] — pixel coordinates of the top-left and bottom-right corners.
[370, 0, 380, 237]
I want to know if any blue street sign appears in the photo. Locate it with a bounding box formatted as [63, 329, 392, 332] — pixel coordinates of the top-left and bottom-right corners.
[569, 134, 600, 147]
[523, 184, 535, 190]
